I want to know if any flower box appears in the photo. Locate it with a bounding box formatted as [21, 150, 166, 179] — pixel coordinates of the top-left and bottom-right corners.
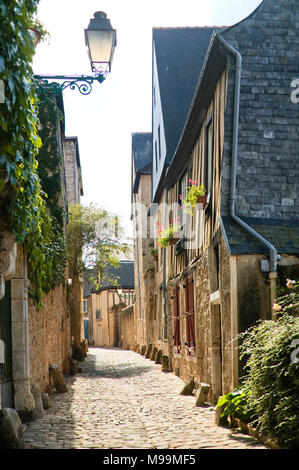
[196, 194, 208, 209]
[170, 233, 180, 246]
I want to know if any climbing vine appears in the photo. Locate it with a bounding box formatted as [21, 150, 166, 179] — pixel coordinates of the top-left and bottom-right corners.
[37, 98, 65, 227]
[0, 0, 66, 308]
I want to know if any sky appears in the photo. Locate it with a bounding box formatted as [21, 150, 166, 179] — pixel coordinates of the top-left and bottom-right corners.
[33, 0, 262, 239]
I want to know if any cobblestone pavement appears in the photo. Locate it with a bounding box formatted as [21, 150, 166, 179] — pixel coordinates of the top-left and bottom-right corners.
[23, 347, 266, 450]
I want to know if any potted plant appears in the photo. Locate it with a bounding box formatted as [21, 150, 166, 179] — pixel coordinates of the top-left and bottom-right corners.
[157, 222, 181, 248]
[180, 180, 207, 215]
[150, 249, 158, 261]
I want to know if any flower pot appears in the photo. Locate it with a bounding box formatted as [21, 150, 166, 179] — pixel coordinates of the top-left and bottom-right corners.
[196, 194, 208, 209]
[170, 233, 180, 246]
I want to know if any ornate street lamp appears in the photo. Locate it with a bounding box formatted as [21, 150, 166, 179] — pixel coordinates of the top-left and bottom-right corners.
[33, 11, 116, 103]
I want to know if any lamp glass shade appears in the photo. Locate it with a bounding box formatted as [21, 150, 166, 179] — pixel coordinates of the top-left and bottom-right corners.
[85, 12, 116, 73]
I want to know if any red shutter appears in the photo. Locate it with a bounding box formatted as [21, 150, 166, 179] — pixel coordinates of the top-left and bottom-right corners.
[172, 286, 181, 353]
[185, 276, 195, 356]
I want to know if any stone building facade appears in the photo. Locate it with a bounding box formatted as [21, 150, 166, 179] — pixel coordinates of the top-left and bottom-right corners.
[0, 91, 84, 421]
[131, 0, 299, 403]
[63, 136, 83, 207]
[84, 261, 135, 348]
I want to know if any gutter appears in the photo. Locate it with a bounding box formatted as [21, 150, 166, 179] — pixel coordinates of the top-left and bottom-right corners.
[217, 34, 279, 273]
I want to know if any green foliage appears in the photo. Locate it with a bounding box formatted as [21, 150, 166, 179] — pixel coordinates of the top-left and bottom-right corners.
[181, 180, 206, 216]
[0, 0, 66, 307]
[67, 204, 129, 288]
[217, 390, 253, 423]
[239, 313, 299, 449]
[157, 223, 181, 248]
[36, 98, 64, 227]
[273, 280, 299, 317]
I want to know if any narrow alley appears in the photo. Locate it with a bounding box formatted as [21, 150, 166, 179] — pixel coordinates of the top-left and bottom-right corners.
[23, 348, 266, 450]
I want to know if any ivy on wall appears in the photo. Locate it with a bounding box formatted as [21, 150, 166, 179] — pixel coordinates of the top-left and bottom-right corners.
[37, 98, 65, 228]
[0, 0, 66, 307]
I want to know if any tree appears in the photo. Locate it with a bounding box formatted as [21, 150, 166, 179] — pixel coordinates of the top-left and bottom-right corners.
[66, 203, 129, 349]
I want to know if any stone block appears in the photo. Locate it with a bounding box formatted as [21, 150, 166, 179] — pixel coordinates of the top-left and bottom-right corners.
[31, 384, 45, 420]
[69, 356, 78, 375]
[145, 343, 153, 359]
[42, 393, 51, 410]
[140, 345, 146, 356]
[161, 355, 171, 373]
[0, 408, 25, 449]
[155, 349, 162, 364]
[195, 383, 210, 407]
[180, 379, 196, 396]
[150, 346, 158, 361]
[49, 364, 67, 393]
[215, 404, 228, 427]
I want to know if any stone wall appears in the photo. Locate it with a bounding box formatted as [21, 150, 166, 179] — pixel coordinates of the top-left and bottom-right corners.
[62, 138, 82, 206]
[218, 234, 233, 395]
[28, 284, 68, 392]
[133, 174, 153, 348]
[119, 305, 136, 350]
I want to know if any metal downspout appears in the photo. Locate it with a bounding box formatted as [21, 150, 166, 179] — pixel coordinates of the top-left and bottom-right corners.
[163, 189, 168, 340]
[217, 35, 278, 314]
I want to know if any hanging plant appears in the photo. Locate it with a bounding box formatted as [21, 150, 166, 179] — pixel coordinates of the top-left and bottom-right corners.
[157, 221, 181, 248]
[180, 180, 207, 216]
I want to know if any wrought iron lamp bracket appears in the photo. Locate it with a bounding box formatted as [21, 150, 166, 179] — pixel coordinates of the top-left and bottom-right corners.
[33, 73, 106, 104]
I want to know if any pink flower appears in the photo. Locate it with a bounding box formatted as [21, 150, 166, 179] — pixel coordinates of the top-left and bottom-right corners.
[286, 279, 296, 289]
[273, 303, 282, 312]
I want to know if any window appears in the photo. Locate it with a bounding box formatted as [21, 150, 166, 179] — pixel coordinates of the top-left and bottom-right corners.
[178, 171, 189, 241]
[179, 171, 188, 206]
[83, 300, 87, 314]
[172, 285, 181, 354]
[158, 125, 161, 160]
[155, 140, 158, 170]
[96, 310, 101, 320]
[205, 116, 214, 196]
[184, 275, 195, 356]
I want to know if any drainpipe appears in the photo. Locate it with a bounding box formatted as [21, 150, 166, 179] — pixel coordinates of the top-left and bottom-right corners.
[217, 35, 279, 317]
[163, 189, 168, 340]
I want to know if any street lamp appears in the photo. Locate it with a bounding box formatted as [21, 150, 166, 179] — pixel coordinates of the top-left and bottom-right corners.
[85, 11, 116, 74]
[33, 11, 116, 103]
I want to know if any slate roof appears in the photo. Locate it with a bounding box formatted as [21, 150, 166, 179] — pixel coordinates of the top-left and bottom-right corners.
[153, 27, 222, 166]
[132, 132, 152, 194]
[132, 133, 152, 174]
[83, 261, 135, 297]
[221, 216, 299, 255]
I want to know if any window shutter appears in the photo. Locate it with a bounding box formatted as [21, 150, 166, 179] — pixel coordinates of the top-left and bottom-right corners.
[172, 286, 181, 353]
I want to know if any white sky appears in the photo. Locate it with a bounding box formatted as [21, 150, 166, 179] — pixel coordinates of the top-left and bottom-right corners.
[33, 0, 262, 238]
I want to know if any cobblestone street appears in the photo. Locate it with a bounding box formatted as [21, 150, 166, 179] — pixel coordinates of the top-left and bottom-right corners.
[23, 347, 266, 450]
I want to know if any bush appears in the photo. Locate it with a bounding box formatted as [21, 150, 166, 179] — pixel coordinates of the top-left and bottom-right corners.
[217, 389, 253, 424]
[239, 313, 299, 449]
